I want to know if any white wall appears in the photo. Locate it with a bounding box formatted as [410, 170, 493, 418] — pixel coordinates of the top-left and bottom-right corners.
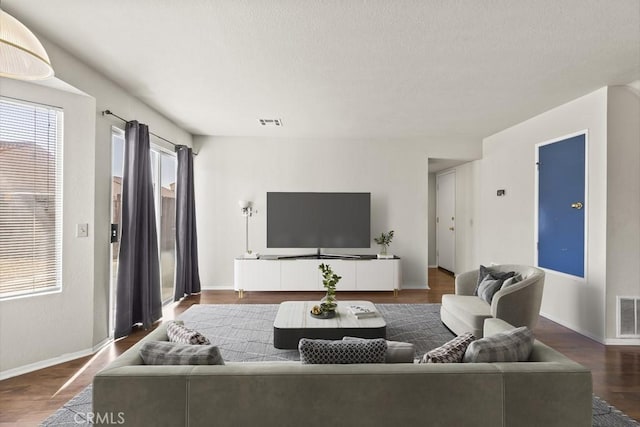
[0, 32, 193, 377]
[605, 85, 640, 341]
[0, 78, 96, 375]
[193, 136, 481, 290]
[480, 88, 608, 342]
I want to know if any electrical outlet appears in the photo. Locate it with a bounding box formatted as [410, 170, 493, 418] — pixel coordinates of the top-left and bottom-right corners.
[76, 223, 88, 238]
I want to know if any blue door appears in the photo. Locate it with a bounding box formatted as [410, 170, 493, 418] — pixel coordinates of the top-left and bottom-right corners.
[537, 133, 586, 277]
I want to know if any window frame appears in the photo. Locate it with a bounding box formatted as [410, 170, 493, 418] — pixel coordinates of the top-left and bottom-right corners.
[0, 96, 64, 300]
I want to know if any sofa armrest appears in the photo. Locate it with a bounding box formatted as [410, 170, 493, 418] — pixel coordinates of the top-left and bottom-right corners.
[455, 270, 478, 295]
[491, 274, 544, 328]
[99, 322, 170, 371]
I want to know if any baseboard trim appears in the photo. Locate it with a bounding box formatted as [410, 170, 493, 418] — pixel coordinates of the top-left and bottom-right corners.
[201, 285, 234, 290]
[0, 346, 96, 381]
[540, 311, 604, 344]
[92, 337, 112, 353]
[603, 338, 640, 345]
[400, 283, 429, 290]
[428, 265, 438, 268]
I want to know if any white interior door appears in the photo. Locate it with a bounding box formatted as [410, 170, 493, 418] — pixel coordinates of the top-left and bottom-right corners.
[436, 171, 456, 273]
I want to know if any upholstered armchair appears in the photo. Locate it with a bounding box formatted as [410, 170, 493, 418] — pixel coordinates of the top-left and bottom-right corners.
[440, 265, 545, 338]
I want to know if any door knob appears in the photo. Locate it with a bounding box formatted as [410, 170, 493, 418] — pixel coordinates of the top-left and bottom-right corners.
[449, 227, 455, 231]
[571, 202, 583, 210]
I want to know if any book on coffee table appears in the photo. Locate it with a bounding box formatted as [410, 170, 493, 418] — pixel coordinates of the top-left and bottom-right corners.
[348, 305, 377, 319]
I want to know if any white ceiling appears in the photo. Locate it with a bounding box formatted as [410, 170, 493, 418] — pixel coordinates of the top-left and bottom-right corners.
[4, 1, 639, 140]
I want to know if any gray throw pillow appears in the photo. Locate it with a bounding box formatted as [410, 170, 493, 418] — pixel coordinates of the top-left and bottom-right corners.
[140, 341, 225, 365]
[419, 332, 475, 363]
[476, 277, 505, 304]
[474, 265, 516, 296]
[463, 326, 534, 363]
[166, 321, 211, 345]
[342, 336, 415, 363]
[501, 273, 523, 289]
[299, 338, 387, 364]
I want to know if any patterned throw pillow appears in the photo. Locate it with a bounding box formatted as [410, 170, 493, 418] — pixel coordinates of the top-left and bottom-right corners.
[463, 326, 534, 363]
[419, 332, 475, 363]
[299, 338, 387, 364]
[166, 321, 211, 345]
[139, 341, 225, 365]
[342, 336, 415, 363]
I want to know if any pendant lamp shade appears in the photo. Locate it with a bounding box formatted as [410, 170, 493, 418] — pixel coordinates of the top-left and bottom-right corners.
[0, 10, 54, 80]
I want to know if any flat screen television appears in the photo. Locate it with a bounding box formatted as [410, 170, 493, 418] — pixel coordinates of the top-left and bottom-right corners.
[267, 192, 371, 248]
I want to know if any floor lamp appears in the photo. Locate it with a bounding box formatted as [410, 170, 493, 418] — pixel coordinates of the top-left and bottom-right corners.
[239, 200, 258, 258]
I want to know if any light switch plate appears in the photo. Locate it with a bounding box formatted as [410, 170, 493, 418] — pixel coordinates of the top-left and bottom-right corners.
[76, 223, 88, 238]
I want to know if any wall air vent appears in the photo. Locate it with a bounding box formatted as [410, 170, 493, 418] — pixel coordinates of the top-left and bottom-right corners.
[259, 118, 283, 127]
[617, 296, 640, 338]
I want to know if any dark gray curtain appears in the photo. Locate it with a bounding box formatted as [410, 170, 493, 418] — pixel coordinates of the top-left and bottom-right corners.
[114, 121, 162, 339]
[174, 145, 201, 301]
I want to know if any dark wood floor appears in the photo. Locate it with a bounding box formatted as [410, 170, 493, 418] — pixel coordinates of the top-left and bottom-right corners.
[1, 268, 639, 425]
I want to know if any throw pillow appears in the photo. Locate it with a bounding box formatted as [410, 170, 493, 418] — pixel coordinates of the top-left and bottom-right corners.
[463, 326, 534, 363]
[476, 277, 505, 304]
[501, 273, 523, 289]
[299, 338, 387, 364]
[419, 332, 475, 363]
[342, 336, 415, 363]
[474, 265, 516, 296]
[139, 341, 225, 365]
[166, 321, 210, 345]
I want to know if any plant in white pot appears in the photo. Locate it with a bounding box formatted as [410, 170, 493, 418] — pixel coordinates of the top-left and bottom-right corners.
[317, 263, 341, 315]
[374, 230, 394, 258]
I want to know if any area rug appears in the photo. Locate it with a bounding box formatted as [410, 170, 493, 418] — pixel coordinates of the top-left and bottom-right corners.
[41, 303, 639, 426]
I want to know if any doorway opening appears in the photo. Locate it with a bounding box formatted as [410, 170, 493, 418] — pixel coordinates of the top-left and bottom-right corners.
[436, 170, 456, 273]
[427, 158, 476, 278]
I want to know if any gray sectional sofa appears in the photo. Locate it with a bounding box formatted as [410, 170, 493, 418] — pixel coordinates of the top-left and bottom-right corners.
[93, 318, 592, 427]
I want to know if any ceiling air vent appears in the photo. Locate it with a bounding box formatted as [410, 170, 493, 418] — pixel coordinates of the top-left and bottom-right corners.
[259, 118, 283, 127]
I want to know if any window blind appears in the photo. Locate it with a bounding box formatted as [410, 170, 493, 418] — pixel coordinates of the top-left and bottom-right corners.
[0, 98, 63, 298]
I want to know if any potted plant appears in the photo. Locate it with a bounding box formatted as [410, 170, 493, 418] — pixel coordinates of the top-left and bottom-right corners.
[318, 263, 341, 315]
[374, 230, 394, 256]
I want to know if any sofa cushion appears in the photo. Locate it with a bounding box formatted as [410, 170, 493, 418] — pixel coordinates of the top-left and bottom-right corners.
[139, 341, 225, 365]
[342, 336, 415, 363]
[420, 332, 476, 363]
[299, 338, 387, 364]
[167, 321, 210, 345]
[441, 294, 492, 334]
[463, 326, 534, 363]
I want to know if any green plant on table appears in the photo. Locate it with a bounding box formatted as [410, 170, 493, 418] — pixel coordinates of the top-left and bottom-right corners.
[318, 263, 341, 313]
[374, 230, 394, 255]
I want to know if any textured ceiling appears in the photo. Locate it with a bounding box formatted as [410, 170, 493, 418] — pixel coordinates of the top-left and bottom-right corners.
[4, 1, 639, 139]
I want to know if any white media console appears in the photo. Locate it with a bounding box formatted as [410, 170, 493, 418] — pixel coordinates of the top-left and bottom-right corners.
[234, 257, 401, 297]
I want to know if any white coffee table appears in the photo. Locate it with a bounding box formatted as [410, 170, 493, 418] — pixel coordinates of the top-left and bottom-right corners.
[273, 300, 386, 349]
